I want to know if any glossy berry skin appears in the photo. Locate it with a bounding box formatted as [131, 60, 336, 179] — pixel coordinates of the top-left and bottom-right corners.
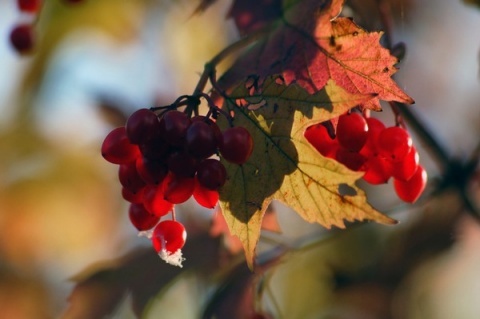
[335, 147, 366, 171]
[159, 110, 191, 146]
[186, 120, 218, 159]
[9, 24, 35, 54]
[393, 165, 427, 203]
[336, 113, 368, 152]
[220, 127, 253, 164]
[196, 159, 227, 190]
[136, 157, 167, 185]
[143, 184, 173, 217]
[121, 186, 145, 204]
[193, 177, 219, 209]
[102, 127, 140, 164]
[163, 174, 195, 204]
[152, 220, 187, 254]
[362, 155, 393, 185]
[391, 146, 419, 182]
[128, 203, 160, 231]
[304, 123, 338, 158]
[167, 151, 198, 178]
[360, 117, 386, 157]
[118, 163, 146, 194]
[17, 0, 41, 12]
[377, 126, 412, 162]
[126, 108, 161, 145]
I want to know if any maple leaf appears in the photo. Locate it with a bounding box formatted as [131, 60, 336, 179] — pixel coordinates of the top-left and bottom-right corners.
[218, 0, 413, 111]
[217, 77, 397, 269]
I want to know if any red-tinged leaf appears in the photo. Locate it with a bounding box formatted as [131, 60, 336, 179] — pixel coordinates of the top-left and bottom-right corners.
[219, 0, 414, 111]
[227, 0, 282, 36]
[217, 77, 396, 269]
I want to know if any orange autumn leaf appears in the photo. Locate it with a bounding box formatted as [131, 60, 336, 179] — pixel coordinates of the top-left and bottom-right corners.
[219, 0, 413, 111]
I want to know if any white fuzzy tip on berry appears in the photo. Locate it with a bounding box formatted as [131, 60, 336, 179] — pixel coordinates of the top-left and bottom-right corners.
[158, 249, 185, 268]
[138, 230, 154, 239]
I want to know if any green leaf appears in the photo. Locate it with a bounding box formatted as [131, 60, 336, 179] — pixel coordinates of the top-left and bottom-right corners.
[218, 77, 396, 269]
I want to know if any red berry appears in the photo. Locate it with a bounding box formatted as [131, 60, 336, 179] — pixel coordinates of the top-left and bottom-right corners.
[393, 165, 427, 203]
[17, 0, 41, 12]
[167, 151, 198, 178]
[391, 146, 419, 181]
[304, 123, 338, 158]
[335, 147, 366, 171]
[118, 163, 146, 194]
[360, 117, 386, 157]
[101, 127, 140, 164]
[220, 127, 253, 164]
[159, 110, 191, 146]
[377, 126, 412, 162]
[152, 220, 186, 254]
[128, 203, 160, 231]
[196, 159, 227, 190]
[186, 120, 218, 159]
[336, 113, 368, 152]
[9, 24, 35, 54]
[125, 108, 161, 145]
[139, 137, 170, 160]
[362, 155, 393, 185]
[163, 173, 195, 204]
[136, 157, 168, 185]
[121, 186, 145, 204]
[143, 184, 173, 217]
[193, 177, 219, 209]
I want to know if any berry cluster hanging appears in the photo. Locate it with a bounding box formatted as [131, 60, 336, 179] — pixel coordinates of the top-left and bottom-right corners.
[101, 96, 253, 266]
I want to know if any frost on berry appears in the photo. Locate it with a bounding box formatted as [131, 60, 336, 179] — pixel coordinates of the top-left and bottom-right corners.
[158, 248, 185, 268]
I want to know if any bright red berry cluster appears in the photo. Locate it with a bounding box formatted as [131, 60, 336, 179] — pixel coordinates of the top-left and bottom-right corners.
[305, 111, 427, 203]
[101, 107, 253, 266]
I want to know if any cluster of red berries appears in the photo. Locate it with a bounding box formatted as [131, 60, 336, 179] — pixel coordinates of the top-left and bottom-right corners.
[305, 112, 427, 203]
[101, 107, 253, 266]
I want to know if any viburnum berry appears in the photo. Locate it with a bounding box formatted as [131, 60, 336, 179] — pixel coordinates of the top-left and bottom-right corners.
[304, 123, 338, 158]
[9, 24, 35, 54]
[185, 120, 218, 159]
[193, 176, 219, 209]
[335, 147, 366, 171]
[152, 220, 186, 254]
[125, 108, 161, 145]
[391, 146, 419, 182]
[360, 117, 386, 157]
[163, 173, 195, 204]
[377, 126, 412, 162]
[362, 155, 393, 185]
[336, 112, 368, 152]
[101, 127, 140, 164]
[166, 151, 198, 178]
[128, 203, 160, 231]
[220, 126, 253, 164]
[135, 156, 167, 185]
[121, 186, 145, 204]
[17, 0, 41, 12]
[196, 159, 227, 190]
[159, 110, 191, 146]
[143, 184, 173, 217]
[118, 163, 146, 194]
[393, 165, 427, 203]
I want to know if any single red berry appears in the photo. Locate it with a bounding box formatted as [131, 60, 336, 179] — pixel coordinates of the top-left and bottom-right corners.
[362, 155, 393, 185]
[193, 176, 219, 209]
[336, 113, 368, 152]
[121, 186, 145, 204]
[304, 123, 338, 158]
[163, 173, 195, 204]
[335, 147, 366, 171]
[196, 159, 227, 190]
[360, 117, 386, 157]
[152, 220, 187, 254]
[118, 163, 146, 194]
[219, 127, 253, 164]
[377, 126, 412, 162]
[101, 127, 140, 164]
[17, 0, 41, 12]
[128, 203, 160, 231]
[9, 24, 35, 54]
[391, 146, 419, 182]
[186, 120, 218, 159]
[159, 110, 191, 146]
[393, 165, 427, 203]
[167, 151, 198, 178]
[126, 108, 161, 145]
[142, 184, 173, 217]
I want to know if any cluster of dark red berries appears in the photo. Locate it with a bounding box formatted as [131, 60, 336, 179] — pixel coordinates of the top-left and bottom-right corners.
[101, 107, 253, 265]
[305, 112, 427, 203]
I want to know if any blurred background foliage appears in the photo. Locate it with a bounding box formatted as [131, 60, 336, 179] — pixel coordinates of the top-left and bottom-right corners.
[0, 0, 479, 318]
